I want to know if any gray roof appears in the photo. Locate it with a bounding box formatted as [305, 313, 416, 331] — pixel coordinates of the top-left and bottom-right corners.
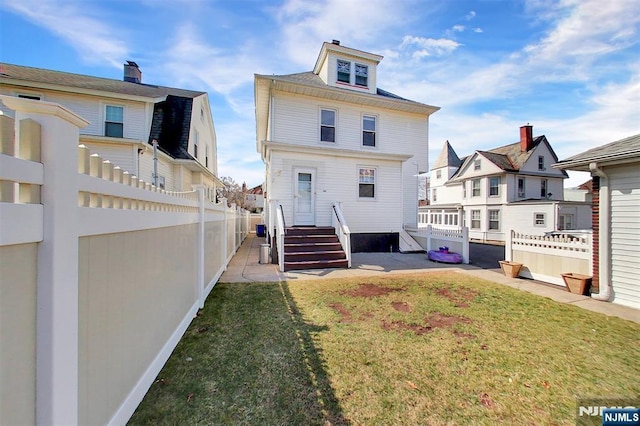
[432, 140, 462, 169]
[266, 71, 426, 106]
[555, 133, 640, 170]
[0, 63, 205, 99]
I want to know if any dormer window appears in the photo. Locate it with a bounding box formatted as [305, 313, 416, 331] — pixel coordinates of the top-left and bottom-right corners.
[355, 64, 368, 86]
[337, 60, 350, 83]
[336, 59, 369, 87]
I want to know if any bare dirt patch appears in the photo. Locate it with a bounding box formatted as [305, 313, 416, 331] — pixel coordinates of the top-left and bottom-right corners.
[381, 313, 472, 336]
[435, 287, 478, 308]
[391, 301, 412, 312]
[381, 320, 432, 335]
[343, 283, 405, 298]
[425, 312, 471, 328]
[328, 302, 353, 323]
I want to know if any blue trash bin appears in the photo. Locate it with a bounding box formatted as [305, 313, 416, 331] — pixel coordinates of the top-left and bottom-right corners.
[256, 224, 265, 237]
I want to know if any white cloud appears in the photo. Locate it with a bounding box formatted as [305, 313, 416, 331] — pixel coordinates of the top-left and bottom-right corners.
[452, 25, 465, 32]
[2, 0, 128, 68]
[465, 10, 476, 21]
[473, 28, 483, 33]
[400, 36, 462, 57]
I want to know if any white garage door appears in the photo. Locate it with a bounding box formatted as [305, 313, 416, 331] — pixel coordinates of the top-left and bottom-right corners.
[609, 164, 640, 309]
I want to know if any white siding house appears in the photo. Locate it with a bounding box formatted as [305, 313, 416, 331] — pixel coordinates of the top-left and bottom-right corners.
[555, 134, 640, 310]
[0, 61, 221, 194]
[255, 41, 439, 252]
[423, 125, 591, 242]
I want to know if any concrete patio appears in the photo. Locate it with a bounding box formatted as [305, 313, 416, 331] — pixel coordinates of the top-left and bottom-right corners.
[219, 234, 640, 324]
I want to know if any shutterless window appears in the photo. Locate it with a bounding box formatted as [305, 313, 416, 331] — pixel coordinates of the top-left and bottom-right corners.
[337, 60, 350, 83]
[362, 115, 376, 147]
[534, 213, 546, 226]
[540, 178, 548, 197]
[489, 176, 500, 196]
[432, 188, 437, 202]
[193, 130, 199, 159]
[436, 169, 442, 179]
[538, 156, 545, 170]
[462, 181, 467, 198]
[474, 159, 481, 170]
[355, 64, 368, 86]
[471, 210, 481, 229]
[358, 167, 375, 198]
[472, 179, 481, 197]
[489, 209, 500, 230]
[105, 105, 124, 138]
[320, 109, 336, 142]
[517, 178, 525, 198]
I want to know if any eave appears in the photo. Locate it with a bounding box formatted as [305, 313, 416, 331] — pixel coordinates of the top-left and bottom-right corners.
[262, 140, 413, 162]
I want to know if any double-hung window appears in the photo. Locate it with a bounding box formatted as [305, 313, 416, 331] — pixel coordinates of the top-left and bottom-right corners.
[517, 177, 525, 198]
[358, 167, 375, 198]
[534, 213, 546, 226]
[474, 159, 481, 170]
[337, 60, 350, 83]
[489, 176, 500, 196]
[355, 64, 368, 86]
[472, 179, 481, 197]
[362, 115, 376, 147]
[471, 210, 481, 229]
[462, 181, 467, 198]
[320, 109, 336, 142]
[538, 156, 545, 170]
[489, 210, 500, 230]
[540, 179, 548, 198]
[432, 188, 437, 202]
[193, 130, 199, 159]
[105, 105, 124, 138]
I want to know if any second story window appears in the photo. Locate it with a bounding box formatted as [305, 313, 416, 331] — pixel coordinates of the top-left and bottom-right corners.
[462, 181, 467, 198]
[105, 105, 123, 138]
[358, 167, 376, 198]
[538, 156, 545, 170]
[540, 179, 548, 198]
[432, 188, 437, 202]
[472, 179, 481, 197]
[436, 170, 442, 179]
[517, 177, 525, 198]
[320, 109, 336, 142]
[337, 60, 350, 83]
[362, 115, 376, 147]
[489, 176, 500, 196]
[193, 130, 199, 158]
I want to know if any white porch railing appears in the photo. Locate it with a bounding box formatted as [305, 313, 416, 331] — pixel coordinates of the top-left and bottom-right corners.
[505, 230, 592, 285]
[332, 202, 351, 267]
[405, 224, 469, 264]
[275, 203, 286, 272]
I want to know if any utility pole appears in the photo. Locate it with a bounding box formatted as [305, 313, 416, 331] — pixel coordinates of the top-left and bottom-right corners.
[152, 139, 158, 187]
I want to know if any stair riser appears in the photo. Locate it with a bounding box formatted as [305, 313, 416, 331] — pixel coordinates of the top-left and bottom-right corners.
[285, 252, 347, 262]
[284, 260, 349, 272]
[286, 227, 335, 236]
[285, 236, 338, 244]
[285, 244, 343, 252]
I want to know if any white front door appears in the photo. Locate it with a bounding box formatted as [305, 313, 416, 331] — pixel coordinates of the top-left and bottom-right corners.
[293, 168, 315, 225]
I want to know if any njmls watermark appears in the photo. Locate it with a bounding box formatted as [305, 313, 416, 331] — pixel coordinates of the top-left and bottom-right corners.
[577, 398, 640, 426]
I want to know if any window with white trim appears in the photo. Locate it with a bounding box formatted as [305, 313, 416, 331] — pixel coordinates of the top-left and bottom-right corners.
[337, 60, 350, 83]
[489, 209, 500, 230]
[193, 130, 199, 159]
[432, 188, 437, 202]
[489, 176, 500, 196]
[462, 181, 467, 198]
[358, 167, 376, 198]
[362, 115, 376, 147]
[540, 178, 548, 198]
[559, 214, 574, 230]
[336, 59, 368, 87]
[355, 64, 368, 86]
[474, 159, 481, 170]
[538, 155, 545, 170]
[320, 109, 336, 142]
[534, 213, 546, 226]
[472, 179, 481, 197]
[436, 169, 442, 179]
[104, 105, 124, 138]
[471, 210, 481, 229]
[517, 177, 525, 198]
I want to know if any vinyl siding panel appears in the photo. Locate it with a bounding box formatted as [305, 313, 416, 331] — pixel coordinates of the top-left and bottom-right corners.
[81, 142, 137, 175]
[609, 163, 640, 309]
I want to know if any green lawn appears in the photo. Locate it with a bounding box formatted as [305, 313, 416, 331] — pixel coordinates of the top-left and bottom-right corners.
[129, 271, 640, 425]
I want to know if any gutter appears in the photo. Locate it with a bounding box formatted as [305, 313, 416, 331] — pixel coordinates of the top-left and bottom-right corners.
[589, 162, 612, 301]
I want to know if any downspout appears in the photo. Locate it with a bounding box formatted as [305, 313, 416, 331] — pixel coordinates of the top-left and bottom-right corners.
[589, 162, 612, 301]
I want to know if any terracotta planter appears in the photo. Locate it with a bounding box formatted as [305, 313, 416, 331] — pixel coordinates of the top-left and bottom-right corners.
[561, 273, 592, 295]
[499, 261, 523, 278]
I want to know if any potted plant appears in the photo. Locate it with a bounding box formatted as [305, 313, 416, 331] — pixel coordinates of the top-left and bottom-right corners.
[561, 273, 592, 295]
[498, 260, 523, 278]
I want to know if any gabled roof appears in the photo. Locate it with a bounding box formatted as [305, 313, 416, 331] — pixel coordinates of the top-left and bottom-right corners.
[554, 133, 640, 171]
[148, 95, 195, 160]
[432, 140, 462, 169]
[0, 62, 204, 99]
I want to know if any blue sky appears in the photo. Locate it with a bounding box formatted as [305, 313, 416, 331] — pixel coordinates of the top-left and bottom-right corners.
[1, 0, 639, 188]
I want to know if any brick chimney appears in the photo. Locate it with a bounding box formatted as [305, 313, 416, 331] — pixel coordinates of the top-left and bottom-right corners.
[124, 61, 142, 83]
[520, 124, 533, 152]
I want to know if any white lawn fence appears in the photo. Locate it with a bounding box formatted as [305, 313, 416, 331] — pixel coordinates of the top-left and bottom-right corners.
[0, 96, 249, 426]
[405, 224, 470, 264]
[505, 229, 592, 286]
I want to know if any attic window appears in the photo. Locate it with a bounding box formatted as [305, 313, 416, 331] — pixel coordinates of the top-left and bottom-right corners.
[474, 159, 481, 170]
[355, 64, 368, 86]
[538, 156, 545, 170]
[436, 170, 442, 179]
[337, 60, 350, 83]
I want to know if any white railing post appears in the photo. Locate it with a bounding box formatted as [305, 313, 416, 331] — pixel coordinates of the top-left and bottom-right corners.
[505, 229, 513, 261]
[194, 185, 205, 308]
[462, 227, 469, 264]
[426, 224, 432, 252]
[2, 97, 89, 426]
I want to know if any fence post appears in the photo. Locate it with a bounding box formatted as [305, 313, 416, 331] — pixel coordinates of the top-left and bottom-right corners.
[462, 227, 469, 264]
[194, 185, 205, 309]
[3, 97, 89, 426]
[221, 197, 228, 267]
[505, 229, 513, 261]
[426, 224, 432, 252]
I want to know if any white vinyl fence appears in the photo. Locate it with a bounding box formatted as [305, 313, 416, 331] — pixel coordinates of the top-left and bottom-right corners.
[0, 96, 249, 426]
[405, 224, 469, 264]
[505, 230, 592, 285]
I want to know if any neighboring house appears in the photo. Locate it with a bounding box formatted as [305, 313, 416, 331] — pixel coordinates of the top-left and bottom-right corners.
[423, 125, 591, 242]
[242, 182, 264, 213]
[0, 61, 221, 195]
[555, 133, 640, 310]
[564, 179, 593, 203]
[255, 40, 439, 252]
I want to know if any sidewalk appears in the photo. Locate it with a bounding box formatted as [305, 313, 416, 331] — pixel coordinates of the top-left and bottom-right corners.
[220, 234, 640, 324]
